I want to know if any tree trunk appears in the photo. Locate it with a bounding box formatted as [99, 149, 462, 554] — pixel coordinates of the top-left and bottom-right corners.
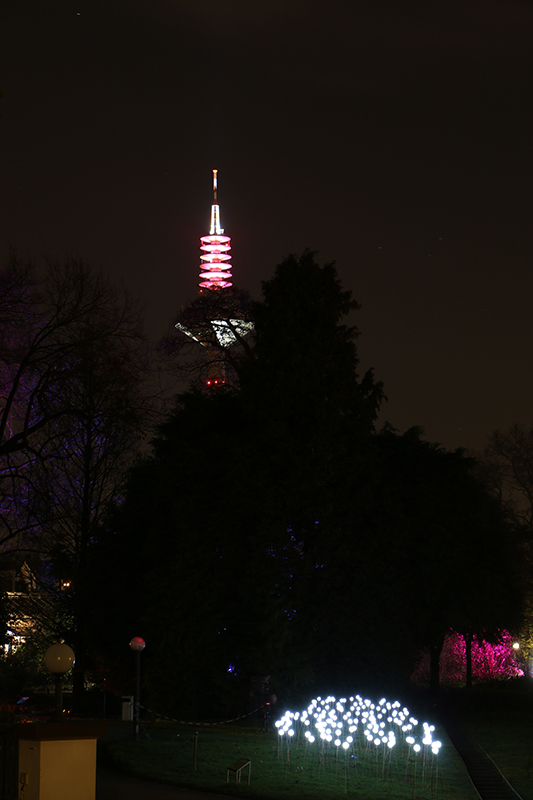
[429, 634, 444, 694]
[72, 427, 93, 715]
[465, 630, 473, 689]
[72, 635, 86, 714]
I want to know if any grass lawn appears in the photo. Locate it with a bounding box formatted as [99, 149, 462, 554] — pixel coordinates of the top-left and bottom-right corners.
[104, 718, 479, 800]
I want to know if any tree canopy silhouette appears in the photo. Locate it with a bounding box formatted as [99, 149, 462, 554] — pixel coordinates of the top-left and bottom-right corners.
[0, 254, 160, 709]
[97, 252, 521, 712]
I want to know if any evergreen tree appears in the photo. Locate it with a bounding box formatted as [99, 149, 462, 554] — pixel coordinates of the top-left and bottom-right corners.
[99, 251, 384, 714]
[238, 250, 384, 532]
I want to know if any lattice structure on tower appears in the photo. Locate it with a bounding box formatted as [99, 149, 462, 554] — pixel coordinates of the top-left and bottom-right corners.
[174, 170, 254, 388]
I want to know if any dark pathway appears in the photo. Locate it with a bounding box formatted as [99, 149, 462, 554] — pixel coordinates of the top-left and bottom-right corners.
[96, 722, 229, 800]
[96, 763, 229, 800]
[440, 711, 525, 800]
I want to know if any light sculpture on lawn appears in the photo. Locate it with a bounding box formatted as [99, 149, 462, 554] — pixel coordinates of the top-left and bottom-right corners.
[274, 694, 442, 789]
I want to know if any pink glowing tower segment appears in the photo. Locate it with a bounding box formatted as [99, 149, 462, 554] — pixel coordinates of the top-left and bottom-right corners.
[199, 169, 232, 290]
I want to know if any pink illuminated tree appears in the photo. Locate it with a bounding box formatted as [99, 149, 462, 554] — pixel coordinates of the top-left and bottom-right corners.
[413, 629, 523, 685]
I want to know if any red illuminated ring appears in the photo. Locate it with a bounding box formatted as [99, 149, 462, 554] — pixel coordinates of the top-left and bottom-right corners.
[199, 280, 232, 289]
[200, 272, 232, 280]
[201, 235, 230, 243]
[201, 244, 231, 252]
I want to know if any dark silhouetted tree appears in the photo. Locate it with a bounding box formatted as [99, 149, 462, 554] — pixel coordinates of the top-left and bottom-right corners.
[97, 252, 385, 713]
[0, 255, 160, 710]
[238, 250, 384, 535]
[479, 423, 533, 671]
[98, 252, 518, 712]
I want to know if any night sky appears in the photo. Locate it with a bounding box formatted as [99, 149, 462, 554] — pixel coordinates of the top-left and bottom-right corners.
[1, 0, 532, 452]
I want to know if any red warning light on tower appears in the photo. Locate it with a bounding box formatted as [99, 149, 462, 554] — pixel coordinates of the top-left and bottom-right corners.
[199, 169, 233, 290]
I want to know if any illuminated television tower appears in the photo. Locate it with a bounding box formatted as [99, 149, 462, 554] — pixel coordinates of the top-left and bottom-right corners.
[199, 170, 232, 291]
[175, 170, 253, 388]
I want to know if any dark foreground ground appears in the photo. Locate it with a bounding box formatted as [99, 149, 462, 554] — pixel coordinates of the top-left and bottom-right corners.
[97, 722, 229, 800]
[95, 713, 521, 800]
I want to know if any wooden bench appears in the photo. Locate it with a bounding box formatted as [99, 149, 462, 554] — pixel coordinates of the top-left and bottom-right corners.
[226, 758, 251, 785]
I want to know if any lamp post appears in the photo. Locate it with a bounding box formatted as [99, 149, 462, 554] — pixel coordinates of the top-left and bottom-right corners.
[129, 637, 145, 741]
[44, 644, 75, 721]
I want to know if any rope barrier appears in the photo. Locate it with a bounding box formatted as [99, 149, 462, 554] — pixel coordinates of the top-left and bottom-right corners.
[139, 703, 266, 727]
